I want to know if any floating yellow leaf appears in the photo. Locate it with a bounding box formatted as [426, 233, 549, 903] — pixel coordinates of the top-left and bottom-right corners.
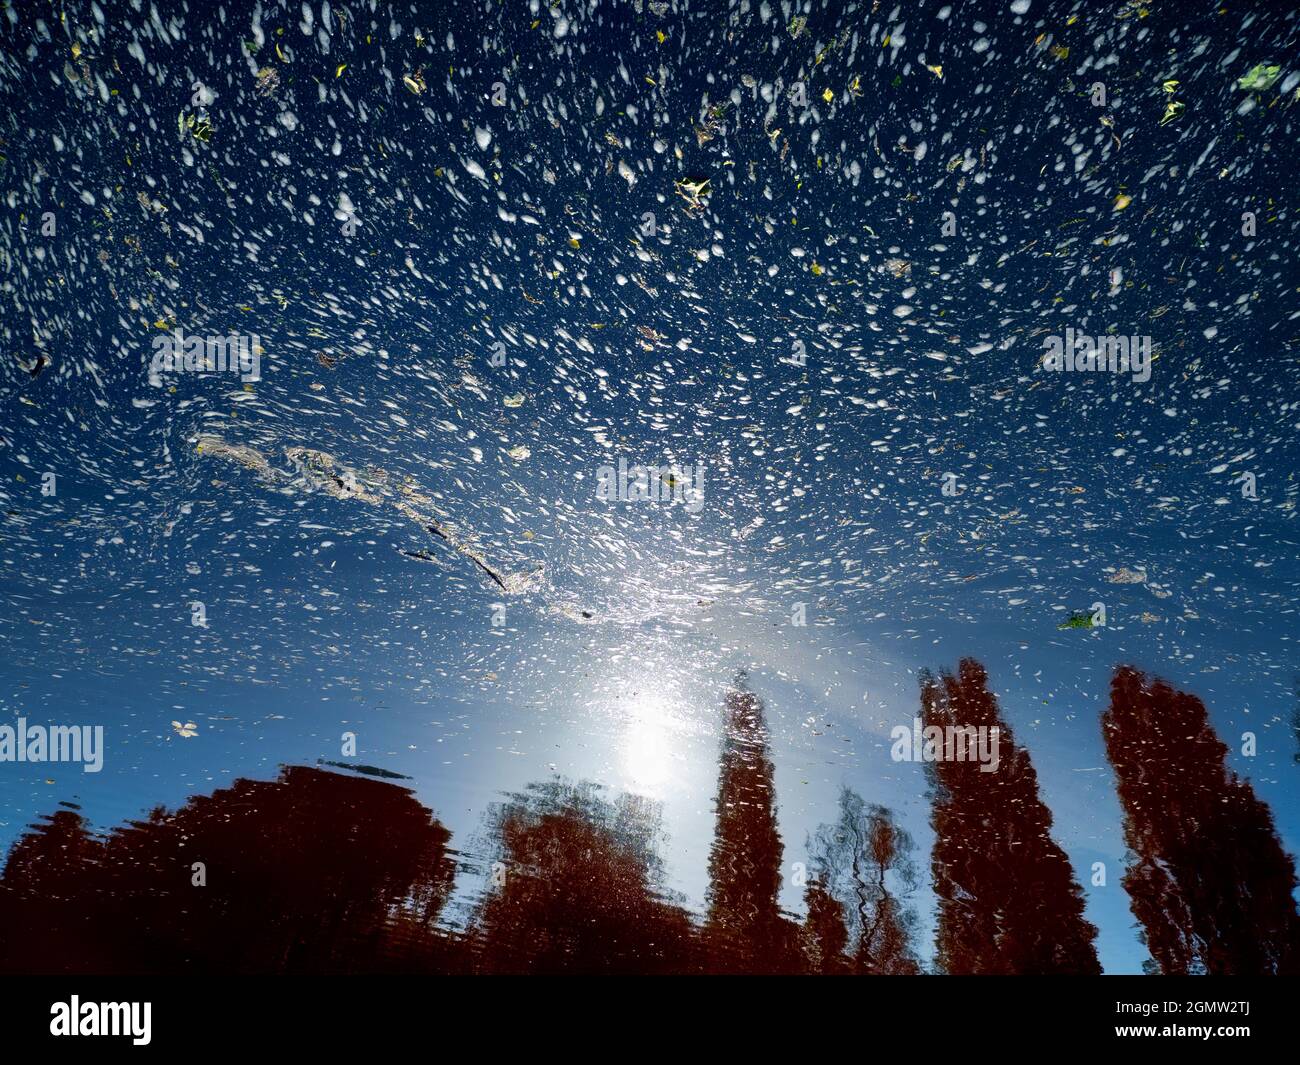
[810, 261, 824, 276]
[926, 64, 943, 78]
[1113, 192, 1132, 211]
[335, 63, 347, 78]
[822, 88, 834, 103]
[673, 177, 711, 211]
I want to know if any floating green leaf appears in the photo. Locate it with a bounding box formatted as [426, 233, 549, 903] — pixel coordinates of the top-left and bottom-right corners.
[1237, 63, 1281, 91]
[1058, 612, 1096, 630]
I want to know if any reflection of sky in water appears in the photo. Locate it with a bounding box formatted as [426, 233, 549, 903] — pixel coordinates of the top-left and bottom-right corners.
[2, 0, 1299, 974]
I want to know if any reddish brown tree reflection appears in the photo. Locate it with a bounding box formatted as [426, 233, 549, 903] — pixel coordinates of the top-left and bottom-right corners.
[0, 766, 456, 973]
[2, 662, 1296, 975]
[468, 779, 698, 973]
[922, 659, 1101, 974]
[1103, 665, 1300, 974]
[703, 676, 803, 973]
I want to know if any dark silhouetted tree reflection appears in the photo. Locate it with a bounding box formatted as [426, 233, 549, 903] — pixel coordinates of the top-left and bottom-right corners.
[0, 807, 109, 973]
[922, 659, 1101, 975]
[807, 787, 921, 974]
[4, 663, 1297, 975]
[704, 674, 803, 973]
[801, 875, 852, 975]
[1103, 666, 1300, 975]
[467, 779, 699, 974]
[0, 766, 457, 974]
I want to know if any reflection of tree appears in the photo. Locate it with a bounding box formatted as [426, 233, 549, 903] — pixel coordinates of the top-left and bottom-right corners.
[468, 779, 698, 974]
[802, 876, 851, 974]
[1103, 666, 1300, 974]
[0, 766, 456, 973]
[10, 662, 1288, 976]
[704, 676, 802, 973]
[922, 659, 1100, 974]
[807, 788, 921, 974]
[0, 808, 108, 973]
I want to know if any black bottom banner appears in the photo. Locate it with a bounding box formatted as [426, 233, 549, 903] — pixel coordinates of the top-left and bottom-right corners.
[0, 974, 1285, 1052]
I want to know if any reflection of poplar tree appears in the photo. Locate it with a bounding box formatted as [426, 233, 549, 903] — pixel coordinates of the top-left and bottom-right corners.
[1103, 666, 1300, 974]
[922, 659, 1100, 974]
[704, 675, 800, 972]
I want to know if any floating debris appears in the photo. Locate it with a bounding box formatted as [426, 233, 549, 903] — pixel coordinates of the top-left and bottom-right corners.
[178, 110, 212, 143]
[673, 177, 711, 212]
[1238, 63, 1282, 91]
[1108, 567, 1147, 585]
[1, 0, 1295, 979]
[197, 436, 544, 598]
[1058, 613, 1098, 631]
[254, 66, 280, 97]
